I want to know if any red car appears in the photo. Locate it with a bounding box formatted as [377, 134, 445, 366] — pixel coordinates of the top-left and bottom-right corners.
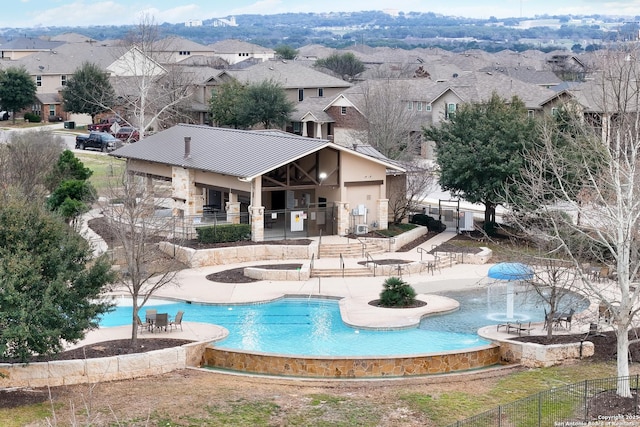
[115, 126, 140, 142]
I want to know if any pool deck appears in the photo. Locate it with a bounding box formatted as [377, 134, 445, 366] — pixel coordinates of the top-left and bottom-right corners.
[70, 231, 586, 349]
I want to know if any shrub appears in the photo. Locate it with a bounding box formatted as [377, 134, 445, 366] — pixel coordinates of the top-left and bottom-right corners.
[410, 213, 446, 232]
[379, 277, 417, 307]
[24, 112, 41, 123]
[196, 224, 251, 243]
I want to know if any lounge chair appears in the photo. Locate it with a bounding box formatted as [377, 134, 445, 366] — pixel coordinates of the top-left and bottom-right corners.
[145, 309, 157, 323]
[170, 311, 184, 331]
[154, 313, 169, 332]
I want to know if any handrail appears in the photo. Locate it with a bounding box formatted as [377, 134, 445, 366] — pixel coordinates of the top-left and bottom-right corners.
[310, 252, 315, 277]
[417, 247, 429, 261]
[365, 252, 377, 277]
[356, 237, 366, 257]
[339, 253, 345, 278]
[318, 228, 323, 246]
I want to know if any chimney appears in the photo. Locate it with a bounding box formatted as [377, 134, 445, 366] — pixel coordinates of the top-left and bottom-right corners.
[184, 136, 191, 159]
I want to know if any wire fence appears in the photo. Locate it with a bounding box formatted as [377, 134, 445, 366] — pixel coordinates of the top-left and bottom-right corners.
[447, 375, 640, 427]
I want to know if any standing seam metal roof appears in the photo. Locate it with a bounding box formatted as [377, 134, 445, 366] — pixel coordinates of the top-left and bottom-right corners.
[111, 124, 403, 180]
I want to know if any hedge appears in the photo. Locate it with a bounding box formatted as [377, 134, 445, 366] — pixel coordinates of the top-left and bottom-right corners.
[196, 224, 251, 243]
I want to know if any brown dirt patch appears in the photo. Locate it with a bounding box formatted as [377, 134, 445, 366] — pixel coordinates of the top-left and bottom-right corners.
[368, 299, 428, 308]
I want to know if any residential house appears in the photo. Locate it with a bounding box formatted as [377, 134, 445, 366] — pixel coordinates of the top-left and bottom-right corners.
[9, 41, 121, 122]
[150, 36, 214, 64]
[208, 39, 275, 65]
[0, 37, 64, 60]
[110, 124, 404, 241]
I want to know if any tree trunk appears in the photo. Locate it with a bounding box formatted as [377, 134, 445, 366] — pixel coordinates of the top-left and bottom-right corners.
[616, 322, 632, 397]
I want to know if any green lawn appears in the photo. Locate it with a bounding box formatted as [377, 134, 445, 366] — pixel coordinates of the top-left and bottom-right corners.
[74, 152, 125, 195]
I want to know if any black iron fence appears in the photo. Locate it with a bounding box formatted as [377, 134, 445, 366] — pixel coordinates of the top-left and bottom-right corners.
[447, 376, 640, 427]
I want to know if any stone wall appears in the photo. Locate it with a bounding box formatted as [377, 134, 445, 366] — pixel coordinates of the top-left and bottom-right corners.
[204, 345, 501, 378]
[499, 340, 594, 368]
[0, 342, 207, 388]
[160, 241, 318, 268]
[244, 266, 310, 281]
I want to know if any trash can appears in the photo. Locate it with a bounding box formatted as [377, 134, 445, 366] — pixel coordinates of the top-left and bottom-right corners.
[64, 121, 75, 129]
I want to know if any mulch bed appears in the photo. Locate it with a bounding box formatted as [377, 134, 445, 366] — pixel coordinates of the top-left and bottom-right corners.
[206, 264, 303, 283]
[368, 299, 428, 308]
[513, 329, 640, 363]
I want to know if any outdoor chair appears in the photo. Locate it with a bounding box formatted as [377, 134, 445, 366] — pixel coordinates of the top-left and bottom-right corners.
[154, 313, 169, 332]
[135, 315, 148, 333]
[170, 311, 184, 331]
[558, 308, 575, 330]
[145, 309, 157, 323]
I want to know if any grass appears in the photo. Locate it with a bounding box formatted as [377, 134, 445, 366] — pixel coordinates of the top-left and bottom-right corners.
[399, 361, 617, 425]
[74, 151, 126, 194]
[1, 362, 620, 426]
[374, 223, 416, 237]
[0, 403, 53, 427]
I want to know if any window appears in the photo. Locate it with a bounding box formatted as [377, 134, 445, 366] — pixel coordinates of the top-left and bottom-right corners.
[340, 106, 347, 115]
[318, 88, 324, 97]
[551, 107, 559, 116]
[49, 104, 56, 116]
[528, 110, 535, 118]
[445, 103, 457, 119]
[36, 75, 42, 87]
[417, 102, 423, 112]
[426, 104, 432, 111]
[407, 101, 413, 110]
[298, 88, 304, 102]
[61, 75, 67, 86]
[179, 51, 191, 56]
[293, 122, 302, 134]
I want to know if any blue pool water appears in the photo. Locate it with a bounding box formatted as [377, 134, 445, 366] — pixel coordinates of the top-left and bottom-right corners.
[99, 285, 589, 357]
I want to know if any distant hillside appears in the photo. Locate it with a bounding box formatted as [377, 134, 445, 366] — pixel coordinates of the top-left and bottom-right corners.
[0, 11, 636, 53]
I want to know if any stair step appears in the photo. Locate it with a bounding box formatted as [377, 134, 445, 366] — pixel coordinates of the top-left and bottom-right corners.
[311, 268, 373, 278]
[318, 243, 385, 258]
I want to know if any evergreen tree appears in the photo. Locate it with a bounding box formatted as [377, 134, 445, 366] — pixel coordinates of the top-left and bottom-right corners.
[61, 62, 115, 123]
[0, 67, 37, 124]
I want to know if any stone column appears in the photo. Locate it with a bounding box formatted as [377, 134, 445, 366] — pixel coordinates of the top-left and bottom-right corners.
[172, 166, 200, 216]
[249, 206, 265, 242]
[335, 201, 350, 236]
[226, 192, 240, 224]
[377, 198, 389, 230]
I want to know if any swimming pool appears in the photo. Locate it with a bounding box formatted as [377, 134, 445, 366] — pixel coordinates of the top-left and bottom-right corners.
[100, 285, 589, 357]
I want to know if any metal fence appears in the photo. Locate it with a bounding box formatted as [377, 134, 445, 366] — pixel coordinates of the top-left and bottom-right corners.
[447, 376, 640, 427]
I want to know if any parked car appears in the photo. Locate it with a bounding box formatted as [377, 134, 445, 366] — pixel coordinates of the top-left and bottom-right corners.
[115, 126, 140, 142]
[87, 117, 126, 132]
[75, 132, 121, 152]
[0, 111, 10, 120]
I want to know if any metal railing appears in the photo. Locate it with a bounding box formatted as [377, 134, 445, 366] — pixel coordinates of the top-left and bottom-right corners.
[356, 237, 366, 257]
[339, 253, 345, 278]
[417, 247, 429, 261]
[310, 253, 315, 277]
[447, 375, 640, 427]
[365, 252, 377, 277]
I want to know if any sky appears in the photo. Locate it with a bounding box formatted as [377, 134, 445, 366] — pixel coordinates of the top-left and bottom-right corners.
[1, 0, 639, 29]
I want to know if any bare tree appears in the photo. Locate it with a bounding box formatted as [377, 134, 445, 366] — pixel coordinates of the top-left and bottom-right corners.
[0, 130, 64, 198]
[351, 79, 425, 161]
[388, 160, 437, 224]
[100, 172, 187, 346]
[112, 15, 196, 138]
[511, 45, 640, 397]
